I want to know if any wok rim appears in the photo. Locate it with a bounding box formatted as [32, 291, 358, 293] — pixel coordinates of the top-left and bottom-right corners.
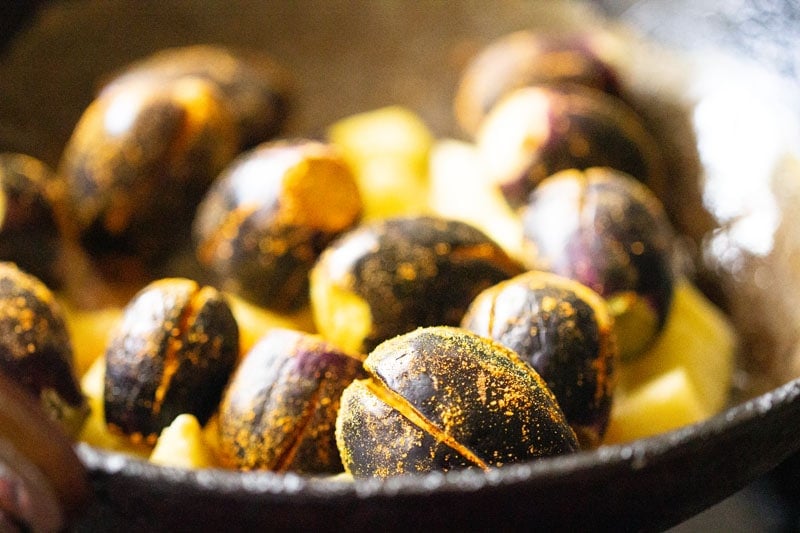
[75, 372, 800, 503]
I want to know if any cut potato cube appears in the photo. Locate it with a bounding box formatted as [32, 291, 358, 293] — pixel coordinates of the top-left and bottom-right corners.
[604, 367, 711, 444]
[353, 160, 430, 218]
[428, 139, 523, 259]
[328, 106, 433, 219]
[328, 105, 433, 173]
[150, 414, 218, 469]
[226, 293, 316, 357]
[308, 275, 372, 356]
[619, 279, 737, 414]
[60, 300, 123, 378]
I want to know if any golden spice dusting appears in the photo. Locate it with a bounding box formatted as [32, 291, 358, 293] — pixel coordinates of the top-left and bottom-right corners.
[217, 328, 364, 473]
[103, 277, 238, 445]
[337, 378, 442, 478]
[336, 326, 578, 477]
[152, 280, 202, 416]
[197, 202, 261, 265]
[0, 263, 85, 436]
[462, 270, 618, 449]
[364, 377, 490, 470]
[57, 69, 241, 278]
[310, 217, 523, 354]
[191, 139, 364, 312]
[272, 383, 323, 472]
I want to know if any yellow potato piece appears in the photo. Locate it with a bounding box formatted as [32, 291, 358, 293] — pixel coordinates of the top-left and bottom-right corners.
[150, 414, 218, 469]
[618, 279, 737, 414]
[428, 139, 523, 259]
[354, 160, 430, 219]
[60, 300, 123, 378]
[226, 292, 315, 357]
[309, 268, 372, 355]
[328, 106, 433, 219]
[328, 105, 433, 172]
[604, 367, 711, 444]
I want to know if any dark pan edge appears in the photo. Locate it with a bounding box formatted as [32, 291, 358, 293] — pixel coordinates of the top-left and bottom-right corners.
[74, 375, 800, 531]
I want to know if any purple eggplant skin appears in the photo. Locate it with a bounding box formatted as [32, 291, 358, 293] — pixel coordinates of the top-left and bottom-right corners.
[103, 278, 239, 446]
[0, 262, 87, 435]
[99, 44, 294, 150]
[476, 84, 666, 210]
[58, 75, 238, 279]
[193, 139, 363, 312]
[310, 216, 525, 355]
[461, 270, 618, 449]
[335, 326, 579, 479]
[520, 167, 677, 360]
[0, 153, 65, 288]
[217, 328, 367, 474]
[454, 29, 623, 136]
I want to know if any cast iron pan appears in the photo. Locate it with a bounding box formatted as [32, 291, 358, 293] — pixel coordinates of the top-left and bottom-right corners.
[3, 1, 800, 531]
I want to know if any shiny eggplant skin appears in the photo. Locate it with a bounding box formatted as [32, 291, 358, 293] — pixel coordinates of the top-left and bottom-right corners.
[217, 328, 366, 473]
[193, 139, 362, 312]
[58, 76, 238, 279]
[310, 216, 525, 354]
[103, 278, 239, 445]
[454, 29, 623, 136]
[476, 84, 665, 209]
[462, 270, 618, 448]
[100, 44, 294, 150]
[0, 153, 65, 287]
[0, 262, 86, 434]
[520, 167, 676, 360]
[335, 326, 579, 478]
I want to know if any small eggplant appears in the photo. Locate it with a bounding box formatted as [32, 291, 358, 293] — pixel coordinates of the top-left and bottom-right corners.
[0, 153, 65, 287]
[454, 29, 623, 135]
[100, 44, 294, 149]
[309, 216, 524, 354]
[462, 270, 618, 448]
[103, 278, 239, 445]
[476, 84, 665, 209]
[0, 262, 87, 436]
[193, 139, 363, 312]
[335, 326, 579, 478]
[520, 167, 676, 360]
[217, 328, 366, 473]
[58, 75, 238, 278]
